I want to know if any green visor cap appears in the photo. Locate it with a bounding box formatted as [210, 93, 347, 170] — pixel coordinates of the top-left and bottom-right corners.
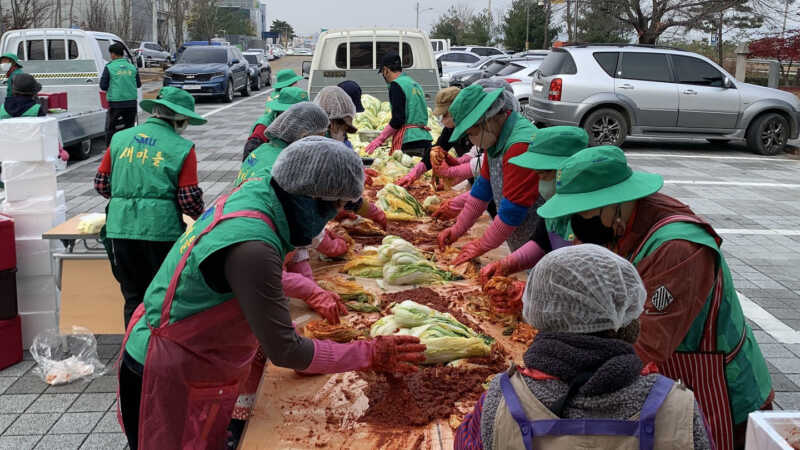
[274, 69, 303, 89]
[266, 86, 309, 112]
[449, 84, 504, 141]
[140, 86, 207, 125]
[0, 53, 22, 67]
[537, 145, 664, 219]
[509, 126, 589, 171]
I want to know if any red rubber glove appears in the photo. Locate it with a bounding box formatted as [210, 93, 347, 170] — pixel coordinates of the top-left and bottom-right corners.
[360, 202, 387, 230]
[335, 210, 359, 222]
[395, 162, 427, 188]
[286, 259, 313, 280]
[452, 218, 517, 265]
[432, 200, 460, 221]
[365, 124, 397, 154]
[480, 241, 546, 285]
[369, 335, 427, 373]
[437, 195, 489, 250]
[300, 336, 426, 374]
[316, 229, 349, 258]
[305, 291, 348, 325]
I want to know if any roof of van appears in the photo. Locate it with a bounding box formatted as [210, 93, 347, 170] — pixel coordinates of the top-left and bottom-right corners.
[318, 28, 428, 40]
[2, 28, 123, 40]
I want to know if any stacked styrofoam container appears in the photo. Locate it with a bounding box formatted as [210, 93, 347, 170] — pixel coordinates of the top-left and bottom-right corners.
[0, 117, 63, 347]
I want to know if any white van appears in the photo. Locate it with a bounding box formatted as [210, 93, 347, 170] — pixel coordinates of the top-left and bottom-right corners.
[0, 28, 141, 160]
[302, 28, 440, 106]
[430, 38, 450, 53]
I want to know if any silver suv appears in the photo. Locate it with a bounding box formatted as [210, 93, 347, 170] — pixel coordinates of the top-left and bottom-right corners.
[525, 45, 800, 155]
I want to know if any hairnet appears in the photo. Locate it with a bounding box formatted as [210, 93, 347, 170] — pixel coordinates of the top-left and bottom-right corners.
[522, 244, 646, 334]
[313, 86, 357, 121]
[271, 136, 365, 202]
[266, 102, 329, 143]
[151, 103, 188, 122]
[475, 78, 519, 118]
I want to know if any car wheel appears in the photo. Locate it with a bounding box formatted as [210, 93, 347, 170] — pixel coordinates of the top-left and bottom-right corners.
[584, 108, 628, 147]
[223, 80, 234, 103]
[241, 78, 251, 97]
[67, 139, 93, 161]
[254, 76, 262, 91]
[747, 112, 789, 155]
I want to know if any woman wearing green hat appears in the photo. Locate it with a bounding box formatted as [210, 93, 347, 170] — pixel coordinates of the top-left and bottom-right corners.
[94, 86, 207, 328]
[479, 126, 588, 293]
[243, 86, 309, 160]
[531, 145, 772, 450]
[1, 53, 24, 98]
[437, 81, 541, 267]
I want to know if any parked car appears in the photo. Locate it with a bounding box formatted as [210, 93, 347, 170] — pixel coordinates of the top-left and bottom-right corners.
[164, 45, 250, 103]
[273, 45, 286, 58]
[243, 51, 271, 91]
[246, 48, 266, 58]
[294, 47, 313, 56]
[304, 28, 440, 106]
[133, 41, 170, 68]
[490, 57, 546, 106]
[431, 38, 450, 53]
[450, 46, 505, 57]
[0, 28, 142, 160]
[448, 54, 512, 88]
[437, 50, 482, 84]
[526, 45, 800, 155]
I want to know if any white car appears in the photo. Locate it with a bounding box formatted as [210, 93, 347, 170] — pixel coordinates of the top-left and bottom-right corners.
[436, 50, 482, 83]
[450, 46, 505, 57]
[490, 58, 545, 107]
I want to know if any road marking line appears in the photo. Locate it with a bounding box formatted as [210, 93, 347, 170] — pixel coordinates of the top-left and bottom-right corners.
[665, 180, 800, 188]
[739, 292, 800, 344]
[628, 152, 799, 162]
[716, 228, 800, 236]
[200, 88, 272, 118]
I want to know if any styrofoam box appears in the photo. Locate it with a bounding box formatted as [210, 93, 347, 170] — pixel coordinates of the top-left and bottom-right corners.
[745, 411, 800, 450]
[1, 161, 57, 202]
[16, 275, 59, 313]
[1, 191, 65, 239]
[0, 117, 59, 161]
[19, 310, 58, 348]
[15, 238, 53, 277]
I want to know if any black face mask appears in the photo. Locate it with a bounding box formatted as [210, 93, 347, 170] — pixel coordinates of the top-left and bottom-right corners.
[571, 214, 615, 246]
[272, 180, 340, 247]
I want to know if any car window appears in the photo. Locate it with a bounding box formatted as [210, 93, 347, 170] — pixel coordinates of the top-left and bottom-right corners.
[48, 40, 66, 59]
[68, 40, 79, 59]
[593, 52, 619, 77]
[485, 61, 508, 75]
[26, 40, 45, 60]
[335, 42, 412, 69]
[451, 47, 465, 51]
[178, 47, 227, 64]
[244, 54, 258, 64]
[497, 63, 524, 76]
[462, 53, 480, 63]
[672, 55, 724, 87]
[439, 53, 456, 62]
[472, 48, 490, 57]
[538, 50, 577, 76]
[619, 53, 672, 82]
[484, 48, 503, 56]
[96, 39, 112, 60]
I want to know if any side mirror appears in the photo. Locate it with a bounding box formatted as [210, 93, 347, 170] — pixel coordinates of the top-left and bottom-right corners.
[724, 77, 735, 89]
[302, 61, 311, 78]
[231, 59, 239, 65]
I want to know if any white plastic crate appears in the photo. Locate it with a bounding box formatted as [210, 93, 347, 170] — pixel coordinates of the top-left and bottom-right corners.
[746, 411, 800, 450]
[0, 117, 59, 161]
[1, 191, 66, 239]
[15, 238, 53, 277]
[16, 275, 59, 313]
[1, 161, 57, 202]
[19, 310, 58, 348]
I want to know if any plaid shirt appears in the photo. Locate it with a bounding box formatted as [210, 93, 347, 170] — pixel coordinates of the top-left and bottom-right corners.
[454, 392, 486, 450]
[94, 171, 204, 220]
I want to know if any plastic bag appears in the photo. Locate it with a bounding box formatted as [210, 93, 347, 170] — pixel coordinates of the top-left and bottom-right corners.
[30, 326, 106, 385]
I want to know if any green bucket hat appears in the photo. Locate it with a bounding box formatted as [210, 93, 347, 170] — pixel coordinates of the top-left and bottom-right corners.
[537, 145, 663, 219]
[274, 69, 302, 90]
[449, 84, 504, 141]
[509, 126, 589, 171]
[0, 53, 22, 68]
[140, 86, 207, 125]
[266, 86, 309, 112]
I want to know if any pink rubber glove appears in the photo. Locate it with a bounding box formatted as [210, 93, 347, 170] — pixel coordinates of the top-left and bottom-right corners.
[282, 271, 345, 324]
[396, 161, 427, 187]
[456, 153, 473, 164]
[358, 201, 387, 230]
[301, 336, 426, 374]
[282, 270, 319, 300]
[364, 124, 397, 154]
[452, 217, 517, 265]
[434, 161, 474, 184]
[285, 259, 313, 279]
[480, 241, 546, 285]
[315, 229, 349, 258]
[438, 194, 489, 250]
[58, 142, 70, 162]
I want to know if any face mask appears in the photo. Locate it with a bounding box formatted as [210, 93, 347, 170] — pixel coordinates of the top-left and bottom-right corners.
[538, 179, 556, 200]
[285, 195, 340, 247]
[0, 63, 10, 72]
[174, 120, 188, 135]
[570, 213, 615, 246]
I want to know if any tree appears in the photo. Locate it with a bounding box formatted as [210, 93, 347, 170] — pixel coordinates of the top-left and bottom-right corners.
[698, 1, 763, 64]
[463, 9, 493, 46]
[8, 0, 53, 29]
[503, 0, 560, 51]
[84, 0, 111, 31]
[167, 0, 192, 49]
[749, 30, 800, 83]
[188, 0, 220, 41]
[578, 0, 631, 43]
[430, 5, 473, 45]
[270, 19, 295, 46]
[218, 7, 254, 36]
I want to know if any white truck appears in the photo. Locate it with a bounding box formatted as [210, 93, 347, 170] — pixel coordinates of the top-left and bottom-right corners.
[0, 28, 141, 160]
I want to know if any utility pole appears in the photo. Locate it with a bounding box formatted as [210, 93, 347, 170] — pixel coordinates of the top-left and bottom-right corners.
[781, 0, 790, 39]
[152, 0, 159, 42]
[542, 0, 550, 49]
[416, 1, 419, 29]
[525, 0, 530, 50]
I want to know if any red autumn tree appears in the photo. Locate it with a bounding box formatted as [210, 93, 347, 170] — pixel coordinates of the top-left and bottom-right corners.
[749, 30, 800, 83]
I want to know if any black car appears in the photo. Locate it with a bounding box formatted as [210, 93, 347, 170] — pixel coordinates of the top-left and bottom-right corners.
[449, 56, 510, 88]
[164, 45, 250, 103]
[242, 52, 272, 91]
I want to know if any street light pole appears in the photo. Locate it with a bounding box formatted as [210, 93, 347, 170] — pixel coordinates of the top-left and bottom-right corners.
[152, 0, 158, 43]
[525, 0, 530, 51]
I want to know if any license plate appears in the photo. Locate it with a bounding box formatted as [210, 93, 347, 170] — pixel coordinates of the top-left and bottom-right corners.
[534, 83, 544, 93]
[182, 85, 201, 91]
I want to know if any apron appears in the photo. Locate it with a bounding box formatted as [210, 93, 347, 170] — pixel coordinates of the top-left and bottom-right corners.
[499, 371, 677, 450]
[489, 153, 542, 251]
[117, 188, 276, 450]
[631, 214, 743, 450]
[391, 124, 432, 153]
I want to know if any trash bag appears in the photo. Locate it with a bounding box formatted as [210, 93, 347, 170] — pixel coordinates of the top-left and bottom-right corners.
[30, 326, 106, 385]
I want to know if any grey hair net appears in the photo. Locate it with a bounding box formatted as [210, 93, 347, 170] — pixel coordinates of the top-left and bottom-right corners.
[271, 136, 364, 202]
[475, 78, 520, 118]
[266, 102, 330, 143]
[313, 86, 357, 121]
[522, 244, 646, 334]
[151, 103, 188, 121]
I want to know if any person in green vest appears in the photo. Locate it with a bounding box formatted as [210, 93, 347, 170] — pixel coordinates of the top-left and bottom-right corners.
[436, 82, 541, 267]
[273, 68, 302, 93]
[242, 86, 308, 160]
[94, 86, 206, 328]
[100, 43, 141, 145]
[478, 126, 588, 292]
[0, 73, 45, 119]
[528, 145, 772, 450]
[364, 52, 432, 186]
[117, 137, 426, 450]
[1, 52, 23, 98]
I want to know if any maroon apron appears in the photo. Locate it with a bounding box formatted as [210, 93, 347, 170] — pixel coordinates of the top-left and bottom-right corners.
[631, 215, 744, 450]
[117, 189, 276, 449]
[390, 124, 431, 154]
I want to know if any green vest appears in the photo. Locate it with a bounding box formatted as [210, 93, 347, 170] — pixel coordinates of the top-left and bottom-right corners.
[0, 103, 40, 119]
[631, 221, 772, 424]
[106, 58, 138, 102]
[249, 110, 277, 134]
[106, 118, 193, 241]
[392, 73, 432, 144]
[545, 217, 574, 242]
[5, 68, 22, 97]
[235, 137, 288, 186]
[124, 175, 293, 365]
[488, 111, 537, 159]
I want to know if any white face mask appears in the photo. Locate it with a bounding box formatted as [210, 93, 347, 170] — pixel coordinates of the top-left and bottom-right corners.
[0, 63, 11, 72]
[539, 178, 556, 200]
